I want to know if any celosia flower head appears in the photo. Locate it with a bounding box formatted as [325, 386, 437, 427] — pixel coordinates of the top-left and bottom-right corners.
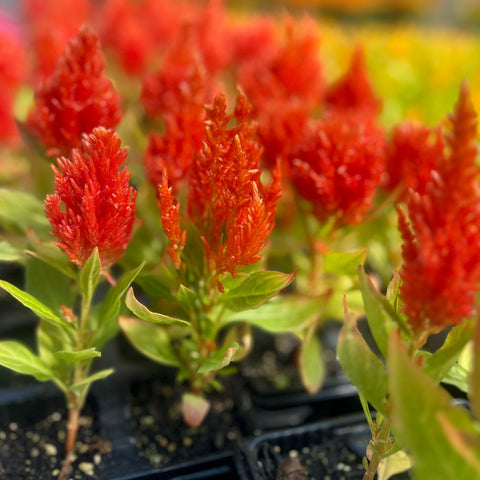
[158, 91, 281, 279]
[398, 81, 480, 334]
[27, 25, 122, 157]
[289, 111, 385, 226]
[45, 127, 136, 273]
[325, 45, 381, 117]
[384, 121, 444, 198]
[23, 0, 91, 79]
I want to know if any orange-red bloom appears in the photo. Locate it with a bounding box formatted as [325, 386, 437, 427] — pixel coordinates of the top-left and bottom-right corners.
[289, 112, 385, 226]
[27, 25, 122, 157]
[45, 127, 136, 272]
[398, 81, 480, 334]
[325, 45, 380, 118]
[384, 121, 444, 198]
[23, 0, 91, 80]
[157, 91, 281, 278]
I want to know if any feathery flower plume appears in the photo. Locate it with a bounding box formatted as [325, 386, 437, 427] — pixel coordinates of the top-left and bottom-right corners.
[289, 111, 385, 226]
[398, 81, 480, 334]
[27, 25, 122, 157]
[45, 127, 136, 274]
[384, 121, 444, 198]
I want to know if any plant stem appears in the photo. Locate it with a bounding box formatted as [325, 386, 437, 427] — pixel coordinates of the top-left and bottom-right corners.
[65, 397, 81, 453]
[362, 417, 392, 480]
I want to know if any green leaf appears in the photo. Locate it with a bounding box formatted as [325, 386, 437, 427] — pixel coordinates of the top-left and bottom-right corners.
[298, 333, 325, 394]
[197, 342, 239, 374]
[180, 218, 206, 283]
[389, 332, 480, 480]
[423, 320, 474, 383]
[37, 320, 74, 385]
[324, 249, 368, 277]
[442, 362, 469, 393]
[176, 284, 198, 314]
[80, 248, 101, 305]
[0, 280, 72, 330]
[54, 348, 101, 363]
[221, 271, 295, 312]
[119, 316, 180, 367]
[25, 255, 76, 313]
[471, 314, 480, 420]
[0, 340, 54, 382]
[377, 450, 412, 480]
[0, 188, 49, 235]
[358, 266, 409, 357]
[337, 300, 388, 414]
[223, 295, 322, 333]
[69, 368, 114, 396]
[93, 263, 144, 348]
[125, 288, 190, 327]
[0, 241, 24, 263]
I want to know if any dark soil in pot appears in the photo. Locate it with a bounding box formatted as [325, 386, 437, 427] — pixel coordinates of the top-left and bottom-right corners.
[128, 373, 256, 471]
[238, 414, 411, 480]
[0, 385, 110, 480]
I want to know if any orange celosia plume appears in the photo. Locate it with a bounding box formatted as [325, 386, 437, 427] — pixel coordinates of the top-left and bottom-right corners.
[45, 127, 137, 272]
[398, 81, 480, 334]
[27, 25, 122, 157]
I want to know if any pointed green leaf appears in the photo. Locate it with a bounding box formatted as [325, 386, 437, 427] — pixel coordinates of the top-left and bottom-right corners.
[197, 342, 239, 374]
[176, 284, 198, 314]
[0, 280, 72, 330]
[298, 333, 325, 394]
[442, 362, 469, 393]
[358, 266, 409, 357]
[389, 332, 480, 480]
[424, 320, 474, 383]
[337, 299, 388, 414]
[223, 295, 322, 333]
[69, 368, 114, 396]
[55, 348, 101, 363]
[471, 313, 480, 420]
[92, 263, 144, 348]
[0, 340, 54, 382]
[221, 271, 295, 312]
[80, 248, 101, 305]
[119, 316, 180, 367]
[125, 288, 190, 327]
[324, 249, 368, 277]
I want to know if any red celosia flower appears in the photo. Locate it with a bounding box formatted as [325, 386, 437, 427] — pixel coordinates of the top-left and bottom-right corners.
[288, 111, 385, 226]
[145, 112, 203, 195]
[0, 19, 27, 146]
[384, 121, 444, 198]
[398, 81, 480, 334]
[157, 171, 186, 268]
[325, 45, 381, 117]
[23, 0, 91, 79]
[229, 16, 279, 67]
[237, 15, 323, 109]
[188, 92, 281, 277]
[26, 25, 122, 157]
[157, 91, 281, 279]
[45, 127, 137, 273]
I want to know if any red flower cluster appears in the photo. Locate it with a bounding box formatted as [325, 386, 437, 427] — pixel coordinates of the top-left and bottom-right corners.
[384, 122, 444, 198]
[142, 26, 216, 193]
[398, 82, 480, 334]
[27, 25, 122, 157]
[0, 15, 27, 146]
[158, 91, 281, 278]
[97, 0, 185, 75]
[237, 16, 323, 168]
[45, 127, 137, 272]
[288, 112, 385, 226]
[325, 45, 381, 118]
[23, 0, 91, 80]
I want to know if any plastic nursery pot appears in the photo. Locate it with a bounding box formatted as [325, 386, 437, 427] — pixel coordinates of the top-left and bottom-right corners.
[239, 325, 361, 431]
[236, 413, 412, 480]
